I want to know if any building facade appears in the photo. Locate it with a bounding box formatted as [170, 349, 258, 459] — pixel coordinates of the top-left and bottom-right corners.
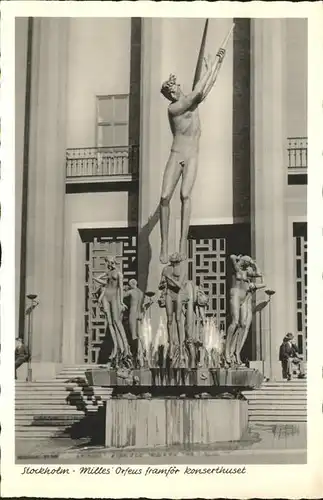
[15, 17, 307, 380]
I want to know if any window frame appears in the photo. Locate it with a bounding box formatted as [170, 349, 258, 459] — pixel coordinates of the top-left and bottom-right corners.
[96, 94, 129, 148]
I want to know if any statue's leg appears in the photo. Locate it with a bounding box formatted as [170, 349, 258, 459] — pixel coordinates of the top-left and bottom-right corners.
[165, 293, 175, 359]
[137, 320, 144, 367]
[185, 296, 195, 367]
[111, 298, 131, 357]
[235, 299, 252, 365]
[129, 310, 138, 362]
[225, 294, 240, 364]
[102, 298, 118, 361]
[160, 153, 182, 264]
[175, 297, 186, 366]
[179, 156, 198, 259]
[200, 307, 207, 328]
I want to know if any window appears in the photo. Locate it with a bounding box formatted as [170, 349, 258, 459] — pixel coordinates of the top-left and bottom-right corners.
[96, 95, 129, 148]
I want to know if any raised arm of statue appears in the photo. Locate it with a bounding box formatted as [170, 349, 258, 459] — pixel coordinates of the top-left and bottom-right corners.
[93, 273, 107, 285]
[198, 23, 234, 103]
[230, 254, 242, 274]
[168, 63, 214, 117]
[199, 49, 226, 102]
[249, 282, 266, 293]
[159, 270, 167, 290]
[164, 261, 187, 292]
[245, 257, 263, 279]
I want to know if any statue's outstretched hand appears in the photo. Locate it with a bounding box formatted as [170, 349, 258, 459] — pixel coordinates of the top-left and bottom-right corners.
[217, 48, 226, 62]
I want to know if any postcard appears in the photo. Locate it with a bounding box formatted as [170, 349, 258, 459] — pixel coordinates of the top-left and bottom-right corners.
[1, 1, 322, 498]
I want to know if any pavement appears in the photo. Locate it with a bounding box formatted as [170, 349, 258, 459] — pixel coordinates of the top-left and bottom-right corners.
[16, 423, 307, 465]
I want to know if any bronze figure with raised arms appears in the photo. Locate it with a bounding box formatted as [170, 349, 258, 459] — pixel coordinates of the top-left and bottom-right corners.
[159, 49, 227, 264]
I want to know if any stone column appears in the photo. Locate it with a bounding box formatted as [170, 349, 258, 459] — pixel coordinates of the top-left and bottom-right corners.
[25, 18, 69, 379]
[250, 19, 288, 380]
[15, 18, 29, 338]
[138, 19, 170, 332]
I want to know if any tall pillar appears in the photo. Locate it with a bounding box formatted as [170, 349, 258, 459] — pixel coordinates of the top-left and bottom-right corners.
[16, 18, 30, 339]
[251, 19, 288, 379]
[138, 19, 169, 331]
[25, 18, 69, 379]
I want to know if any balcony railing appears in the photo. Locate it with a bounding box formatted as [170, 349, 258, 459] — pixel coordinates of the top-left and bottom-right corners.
[66, 145, 139, 181]
[287, 137, 307, 171]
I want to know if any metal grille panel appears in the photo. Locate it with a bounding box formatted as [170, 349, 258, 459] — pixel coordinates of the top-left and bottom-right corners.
[294, 233, 307, 359]
[188, 237, 227, 331]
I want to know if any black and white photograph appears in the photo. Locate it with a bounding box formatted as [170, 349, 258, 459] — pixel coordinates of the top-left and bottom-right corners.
[1, 1, 323, 498]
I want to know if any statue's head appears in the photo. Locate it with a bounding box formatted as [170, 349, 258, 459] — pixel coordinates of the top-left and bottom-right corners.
[239, 255, 254, 270]
[169, 252, 183, 264]
[129, 278, 137, 289]
[161, 74, 181, 102]
[196, 287, 208, 306]
[104, 255, 117, 269]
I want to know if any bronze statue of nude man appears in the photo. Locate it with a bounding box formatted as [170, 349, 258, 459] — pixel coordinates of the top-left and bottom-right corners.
[159, 48, 226, 264]
[159, 252, 190, 366]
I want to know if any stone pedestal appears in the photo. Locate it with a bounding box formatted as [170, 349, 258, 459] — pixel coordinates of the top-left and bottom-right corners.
[105, 398, 248, 448]
[86, 367, 263, 389]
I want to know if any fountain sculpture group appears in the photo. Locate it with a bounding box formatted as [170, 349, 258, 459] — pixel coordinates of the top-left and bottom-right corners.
[92, 251, 268, 375]
[84, 21, 272, 450]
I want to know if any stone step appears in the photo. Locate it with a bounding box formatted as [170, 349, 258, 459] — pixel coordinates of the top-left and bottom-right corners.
[17, 403, 91, 410]
[249, 408, 307, 418]
[15, 396, 69, 402]
[264, 379, 306, 384]
[15, 390, 109, 399]
[15, 404, 82, 411]
[248, 404, 306, 411]
[16, 385, 111, 392]
[249, 415, 306, 422]
[58, 372, 94, 377]
[15, 424, 72, 431]
[15, 396, 73, 402]
[15, 411, 82, 417]
[16, 379, 66, 383]
[15, 419, 34, 425]
[16, 383, 68, 388]
[16, 413, 84, 420]
[15, 391, 69, 396]
[245, 395, 307, 400]
[16, 436, 61, 440]
[249, 386, 307, 391]
[260, 386, 306, 391]
[254, 384, 307, 392]
[244, 391, 307, 398]
[16, 426, 70, 436]
[16, 420, 84, 428]
[61, 365, 98, 369]
[17, 420, 81, 428]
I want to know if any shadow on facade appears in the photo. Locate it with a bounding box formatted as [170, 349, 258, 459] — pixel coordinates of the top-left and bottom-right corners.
[137, 204, 160, 295]
[232, 18, 251, 224]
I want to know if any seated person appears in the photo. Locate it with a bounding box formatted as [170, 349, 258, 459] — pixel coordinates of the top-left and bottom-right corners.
[15, 337, 30, 380]
[279, 333, 305, 380]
